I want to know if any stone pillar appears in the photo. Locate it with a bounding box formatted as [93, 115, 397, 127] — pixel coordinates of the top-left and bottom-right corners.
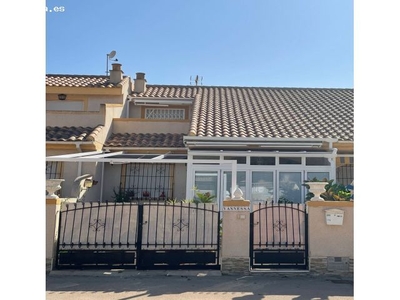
[46, 179, 64, 272]
[221, 199, 251, 275]
[46, 198, 62, 272]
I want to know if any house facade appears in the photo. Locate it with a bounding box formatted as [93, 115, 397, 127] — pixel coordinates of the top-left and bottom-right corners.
[46, 64, 353, 207]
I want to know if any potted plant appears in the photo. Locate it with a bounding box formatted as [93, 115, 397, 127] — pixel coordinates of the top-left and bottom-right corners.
[112, 186, 135, 202]
[304, 178, 329, 201]
[304, 178, 352, 201]
[193, 187, 216, 203]
[320, 180, 352, 201]
[142, 190, 150, 199]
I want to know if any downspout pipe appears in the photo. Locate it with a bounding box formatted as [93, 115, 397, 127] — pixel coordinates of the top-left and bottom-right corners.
[331, 148, 338, 183]
[100, 162, 105, 202]
[75, 142, 82, 153]
[76, 142, 82, 177]
[126, 95, 133, 118]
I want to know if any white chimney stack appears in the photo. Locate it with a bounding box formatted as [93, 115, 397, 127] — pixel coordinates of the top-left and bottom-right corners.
[110, 63, 123, 84]
[134, 72, 146, 93]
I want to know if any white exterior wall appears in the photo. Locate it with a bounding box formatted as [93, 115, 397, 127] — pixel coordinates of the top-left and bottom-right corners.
[59, 162, 78, 198]
[87, 95, 123, 111]
[102, 163, 124, 202]
[112, 119, 190, 134]
[46, 95, 122, 112]
[58, 161, 98, 200]
[46, 110, 106, 127]
[173, 164, 187, 200]
[46, 101, 84, 111]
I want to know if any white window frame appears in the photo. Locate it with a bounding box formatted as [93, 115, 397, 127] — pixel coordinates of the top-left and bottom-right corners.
[187, 150, 336, 206]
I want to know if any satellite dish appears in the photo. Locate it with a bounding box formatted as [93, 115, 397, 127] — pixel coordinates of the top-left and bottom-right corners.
[106, 50, 118, 75]
[108, 50, 116, 59]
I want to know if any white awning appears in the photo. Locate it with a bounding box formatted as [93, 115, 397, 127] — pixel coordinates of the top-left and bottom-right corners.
[46, 151, 188, 163]
[183, 136, 338, 149]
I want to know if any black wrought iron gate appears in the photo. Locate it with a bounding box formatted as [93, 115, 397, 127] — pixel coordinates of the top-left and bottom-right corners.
[250, 203, 308, 269]
[56, 201, 220, 270]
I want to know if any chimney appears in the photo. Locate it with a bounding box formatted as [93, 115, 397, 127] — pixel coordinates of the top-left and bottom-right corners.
[110, 63, 123, 84]
[134, 72, 147, 93]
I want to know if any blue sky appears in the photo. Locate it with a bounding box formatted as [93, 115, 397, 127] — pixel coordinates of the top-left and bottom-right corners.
[46, 0, 353, 88]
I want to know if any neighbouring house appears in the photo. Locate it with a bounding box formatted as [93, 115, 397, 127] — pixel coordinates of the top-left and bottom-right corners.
[46, 64, 353, 207]
[46, 63, 133, 198]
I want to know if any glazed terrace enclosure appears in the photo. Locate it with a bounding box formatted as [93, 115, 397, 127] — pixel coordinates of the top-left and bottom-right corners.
[56, 201, 221, 270]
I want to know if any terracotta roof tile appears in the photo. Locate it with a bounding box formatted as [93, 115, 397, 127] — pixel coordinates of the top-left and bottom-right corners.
[46, 75, 127, 88]
[46, 125, 104, 142]
[104, 133, 185, 148]
[134, 85, 353, 141]
[132, 85, 199, 98]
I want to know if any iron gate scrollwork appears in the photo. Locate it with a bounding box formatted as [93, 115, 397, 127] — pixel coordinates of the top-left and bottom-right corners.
[250, 203, 308, 269]
[56, 201, 220, 270]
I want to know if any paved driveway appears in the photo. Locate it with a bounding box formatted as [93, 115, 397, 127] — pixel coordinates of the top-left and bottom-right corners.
[46, 270, 353, 300]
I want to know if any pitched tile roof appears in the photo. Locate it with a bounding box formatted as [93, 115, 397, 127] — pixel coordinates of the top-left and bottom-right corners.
[46, 75, 127, 88]
[46, 125, 104, 142]
[132, 85, 200, 98]
[133, 85, 353, 141]
[104, 133, 185, 148]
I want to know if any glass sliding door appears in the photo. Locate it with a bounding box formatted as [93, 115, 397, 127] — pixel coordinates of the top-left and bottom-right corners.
[278, 172, 302, 203]
[194, 171, 218, 204]
[251, 171, 274, 203]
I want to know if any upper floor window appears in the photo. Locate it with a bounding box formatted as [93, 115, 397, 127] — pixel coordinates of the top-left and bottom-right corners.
[145, 108, 185, 120]
[279, 157, 301, 165]
[193, 156, 220, 160]
[46, 161, 63, 179]
[224, 156, 247, 164]
[250, 157, 275, 165]
[306, 157, 330, 166]
[46, 161, 64, 197]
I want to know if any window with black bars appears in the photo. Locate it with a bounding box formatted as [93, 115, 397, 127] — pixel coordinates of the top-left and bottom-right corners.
[121, 163, 175, 200]
[336, 164, 354, 186]
[46, 161, 64, 196]
[46, 161, 63, 179]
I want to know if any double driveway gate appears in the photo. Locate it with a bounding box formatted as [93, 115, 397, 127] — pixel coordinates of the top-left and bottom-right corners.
[250, 203, 308, 270]
[56, 201, 307, 270]
[56, 201, 220, 270]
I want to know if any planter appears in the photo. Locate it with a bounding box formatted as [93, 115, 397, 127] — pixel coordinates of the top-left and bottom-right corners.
[46, 179, 65, 199]
[306, 181, 327, 201]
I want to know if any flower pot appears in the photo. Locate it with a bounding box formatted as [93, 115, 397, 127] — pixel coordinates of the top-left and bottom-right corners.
[46, 179, 65, 199]
[306, 181, 327, 201]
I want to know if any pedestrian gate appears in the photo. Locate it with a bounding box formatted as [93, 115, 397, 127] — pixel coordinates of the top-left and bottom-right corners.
[56, 201, 220, 270]
[250, 203, 308, 269]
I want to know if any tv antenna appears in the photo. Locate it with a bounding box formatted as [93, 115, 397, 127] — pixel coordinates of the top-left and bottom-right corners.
[190, 75, 203, 86]
[105, 50, 118, 75]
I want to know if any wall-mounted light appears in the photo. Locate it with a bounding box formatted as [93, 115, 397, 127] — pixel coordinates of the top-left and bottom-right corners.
[58, 94, 67, 101]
